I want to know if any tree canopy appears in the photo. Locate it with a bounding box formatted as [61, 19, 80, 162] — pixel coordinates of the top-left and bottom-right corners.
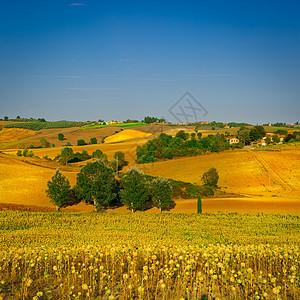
[151, 177, 172, 212]
[74, 160, 117, 211]
[46, 169, 71, 211]
[202, 168, 219, 187]
[120, 167, 150, 212]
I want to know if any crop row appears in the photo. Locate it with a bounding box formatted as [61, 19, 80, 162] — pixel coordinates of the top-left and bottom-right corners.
[4, 121, 92, 131]
[0, 244, 299, 299]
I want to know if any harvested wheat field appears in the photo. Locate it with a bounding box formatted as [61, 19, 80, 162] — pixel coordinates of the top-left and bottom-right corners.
[0, 128, 36, 144]
[104, 129, 152, 143]
[140, 148, 300, 197]
[0, 136, 299, 214]
[0, 154, 93, 212]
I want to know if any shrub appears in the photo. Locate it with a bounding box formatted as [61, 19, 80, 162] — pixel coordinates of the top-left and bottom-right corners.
[58, 133, 64, 141]
[284, 134, 297, 143]
[22, 148, 28, 157]
[92, 149, 103, 158]
[176, 130, 189, 140]
[272, 134, 280, 143]
[108, 158, 118, 171]
[16, 150, 22, 156]
[40, 139, 50, 148]
[27, 150, 34, 157]
[77, 139, 86, 146]
[28, 144, 34, 149]
[202, 168, 219, 187]
[90, 137, 97, 144]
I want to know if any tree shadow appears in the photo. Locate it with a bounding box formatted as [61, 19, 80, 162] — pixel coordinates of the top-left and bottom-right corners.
[63, 189, 82, 208]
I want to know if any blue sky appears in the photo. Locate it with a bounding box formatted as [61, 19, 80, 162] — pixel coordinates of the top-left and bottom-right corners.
[0, 0, 299, 123]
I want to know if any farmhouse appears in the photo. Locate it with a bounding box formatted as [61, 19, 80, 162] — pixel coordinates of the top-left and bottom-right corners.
[108, 121, 124, 125]
[229, 138, 239, 144]
[253, 139, 266, 147]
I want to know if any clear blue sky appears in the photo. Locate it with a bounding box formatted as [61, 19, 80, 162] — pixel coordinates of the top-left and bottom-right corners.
[0, 0, 299, 123]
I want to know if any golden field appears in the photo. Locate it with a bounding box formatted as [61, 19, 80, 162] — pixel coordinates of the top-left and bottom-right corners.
[0, 125, 299, 213]
[104, 129, 152, 143]
[0, 125, 299, 299]
[0, 212, 299, 299]
[0, 128, 37, 145]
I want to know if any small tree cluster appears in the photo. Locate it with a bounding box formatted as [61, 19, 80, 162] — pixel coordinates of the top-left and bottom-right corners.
[17, 148, 34, 157]
[120, 168, 172, 213]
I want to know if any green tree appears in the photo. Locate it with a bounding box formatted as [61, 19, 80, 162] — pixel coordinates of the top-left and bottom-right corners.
[202, 168, 219, 187]
[191, 132, 196, 139]
[16, 150, 22, 156]
[272, 134, 280, 143]
[92, 149, 107, 162]
[151, 177, 172, 212]
[58, 133, 64, 141]
[120, 167, 150, 213]
[194, 125, 200, 133]
[40, 138, 50, 148]
[108, 158, 118, 171]
[27, 150, 34, 157]
[59, 147, 74, 165]
[197, 194, 202, 214]
[46, 169, 71, 211]
[238, 130, 251, 145]
[74, 160, 116, 211]
[28, 144, 34, 149]
[77, 139, 86, 146]
[114, 151, 126, 170]
[197, 132, 202, 139]
[4, 116, 8, 121]
[92, 149, 103, 158]
[254, 125, 266, 138]
[22, 148, 28, 157]
[249, 126, 265, 141]
[175, 130, 189, 140]
[90, 137, 97, 144]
